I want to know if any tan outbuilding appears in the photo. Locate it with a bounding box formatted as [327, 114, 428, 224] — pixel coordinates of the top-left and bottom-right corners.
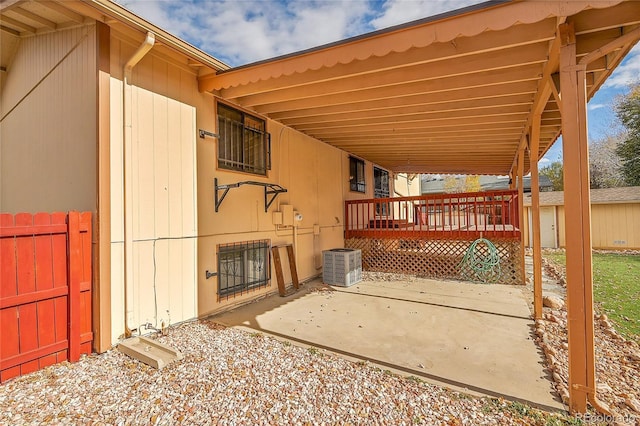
[523, 186, 640, 249]
[2, 0, 639, 414]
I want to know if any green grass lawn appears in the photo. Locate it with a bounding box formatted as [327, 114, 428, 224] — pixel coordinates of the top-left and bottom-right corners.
[544, 251, 640, 341]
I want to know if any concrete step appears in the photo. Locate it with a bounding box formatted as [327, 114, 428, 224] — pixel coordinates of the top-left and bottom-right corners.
[118, 336, 183, 370]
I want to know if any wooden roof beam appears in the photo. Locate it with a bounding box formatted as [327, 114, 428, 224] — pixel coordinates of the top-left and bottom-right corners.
[510, 26, 561, 176]
[204, 20, 556, 96]
[572, 2, 640, 36]
[0, 14, 35, 33]
[579, 24, 640, 65]
[276, 92, 536, 124]
[12, 7, 57, 29]
[0, 24, 19, 36]
[0, 0, 23, 13]
[268, 80, 538, 120]
[231, 43, 550, 107]
[255, 64, 542, 114]
[305, 113, 529, 135]
[300, 106, 531, 130]
[40, 1, 84, 23]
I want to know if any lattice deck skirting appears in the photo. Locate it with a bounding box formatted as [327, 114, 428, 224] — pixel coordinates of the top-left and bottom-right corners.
[345, 237, 524, 285]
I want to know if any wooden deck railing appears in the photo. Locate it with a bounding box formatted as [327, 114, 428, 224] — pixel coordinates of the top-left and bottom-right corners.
[345, 189, 520, 240]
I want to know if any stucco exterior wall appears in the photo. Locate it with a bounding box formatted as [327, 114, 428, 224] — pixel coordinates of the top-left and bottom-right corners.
[8, 27, 417, 343]
[106, 30, 390, 337]
[0, 25, 97, 213]
[197, 118, 348, 317]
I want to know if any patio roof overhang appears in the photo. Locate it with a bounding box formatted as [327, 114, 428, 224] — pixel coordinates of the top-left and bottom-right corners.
[198, 0, 640, 176]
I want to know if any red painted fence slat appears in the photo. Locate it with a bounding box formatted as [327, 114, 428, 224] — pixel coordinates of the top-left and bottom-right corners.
[0, 211, 92, 383]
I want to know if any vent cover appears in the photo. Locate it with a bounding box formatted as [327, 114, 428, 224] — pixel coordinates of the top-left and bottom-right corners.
[322, 248, 362, 287]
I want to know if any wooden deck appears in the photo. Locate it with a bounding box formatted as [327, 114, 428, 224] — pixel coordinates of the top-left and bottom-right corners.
[345, 190, 521, 241]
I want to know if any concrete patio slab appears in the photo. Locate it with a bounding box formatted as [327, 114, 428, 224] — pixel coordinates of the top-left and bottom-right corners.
[212, 278, 564, 411]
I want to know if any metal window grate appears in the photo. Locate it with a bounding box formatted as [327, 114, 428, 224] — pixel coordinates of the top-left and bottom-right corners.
[218, 103, 268, 175]
[217, 240, 270, 301]
[374, 167, 390, 215]
[349, 156, 365, 192]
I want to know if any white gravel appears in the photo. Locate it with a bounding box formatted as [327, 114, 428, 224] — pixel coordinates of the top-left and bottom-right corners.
[0, 321, 570, 426]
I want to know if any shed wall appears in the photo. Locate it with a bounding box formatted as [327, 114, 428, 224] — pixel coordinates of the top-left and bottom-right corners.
[591, 203, 640, 249]
[524, 203, 639, 250]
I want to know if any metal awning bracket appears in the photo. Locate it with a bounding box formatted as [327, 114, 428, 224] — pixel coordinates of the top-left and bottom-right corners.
[214, 178, 287, 212]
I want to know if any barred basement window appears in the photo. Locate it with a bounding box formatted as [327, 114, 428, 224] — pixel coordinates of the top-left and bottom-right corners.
[217, 103, 270, 175]
[217, 240, 270, 300]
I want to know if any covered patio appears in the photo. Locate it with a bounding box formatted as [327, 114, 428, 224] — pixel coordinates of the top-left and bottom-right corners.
[199, 0, 640, 413]
[213, 276, 562, 410]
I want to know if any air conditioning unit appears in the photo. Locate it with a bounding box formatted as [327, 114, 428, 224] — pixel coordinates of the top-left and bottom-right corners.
[322, 248, 362, 287]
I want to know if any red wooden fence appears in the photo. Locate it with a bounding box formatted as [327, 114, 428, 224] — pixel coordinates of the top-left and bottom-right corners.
[0, 211, 92, 383]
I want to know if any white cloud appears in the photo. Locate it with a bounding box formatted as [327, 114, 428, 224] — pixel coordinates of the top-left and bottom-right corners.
[588, 103, 606, 111]
[603, 43, 640, 89]
[538, 157, 551, 165]
[119, 0, 375, 66]
[370, 0, 484, 29]
[117, 0, 487, 66]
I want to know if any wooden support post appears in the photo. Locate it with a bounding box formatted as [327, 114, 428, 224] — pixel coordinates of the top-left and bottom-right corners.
[530, 114, 543, 320]
[517, 145, 526, 284]
[559, 22, 596, 414]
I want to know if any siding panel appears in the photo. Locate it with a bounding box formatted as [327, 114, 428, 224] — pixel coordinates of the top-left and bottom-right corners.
[109, 38, 198, 343]
[1, 26, 97, 213]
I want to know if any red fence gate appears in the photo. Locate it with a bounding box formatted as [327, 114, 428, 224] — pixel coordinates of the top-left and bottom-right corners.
[0, 212, 92, 383]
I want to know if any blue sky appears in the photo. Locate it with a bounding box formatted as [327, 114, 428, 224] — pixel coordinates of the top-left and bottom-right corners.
[118, 0, 640, 166]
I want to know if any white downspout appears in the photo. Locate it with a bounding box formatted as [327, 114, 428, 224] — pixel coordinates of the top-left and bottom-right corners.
[123, 32, 155, 337]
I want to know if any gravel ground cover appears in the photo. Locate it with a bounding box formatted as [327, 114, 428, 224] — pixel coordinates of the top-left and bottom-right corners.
[538, 260, 640, 426]
[1, 320, 574, 426]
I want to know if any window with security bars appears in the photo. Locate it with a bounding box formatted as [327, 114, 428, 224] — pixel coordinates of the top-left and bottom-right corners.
[217, 240, 270, 300]
[374, 167, 390, 215]
[349, 156, 365, 192]
[217, 103, 270, 175]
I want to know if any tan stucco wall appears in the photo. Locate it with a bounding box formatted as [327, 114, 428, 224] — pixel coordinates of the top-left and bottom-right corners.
[106, 30, 372, 337]
[21, 27, 422, 342]
[197, 119, 348, 317]
[0, 25, 97, 213]
[394, 174, 421, 197]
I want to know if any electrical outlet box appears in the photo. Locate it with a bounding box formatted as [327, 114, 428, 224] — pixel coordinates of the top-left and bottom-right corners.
[282, 204, 294, 226]
[272, 211, 283, 225]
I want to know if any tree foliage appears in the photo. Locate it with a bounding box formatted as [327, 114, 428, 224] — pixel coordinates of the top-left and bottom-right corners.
[615, 83, 640, 186]
[443, 175, 482, 193]
[540, 161, 564, 191]
[589, 134, 624, 189]
[463, 175, 481, 192]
